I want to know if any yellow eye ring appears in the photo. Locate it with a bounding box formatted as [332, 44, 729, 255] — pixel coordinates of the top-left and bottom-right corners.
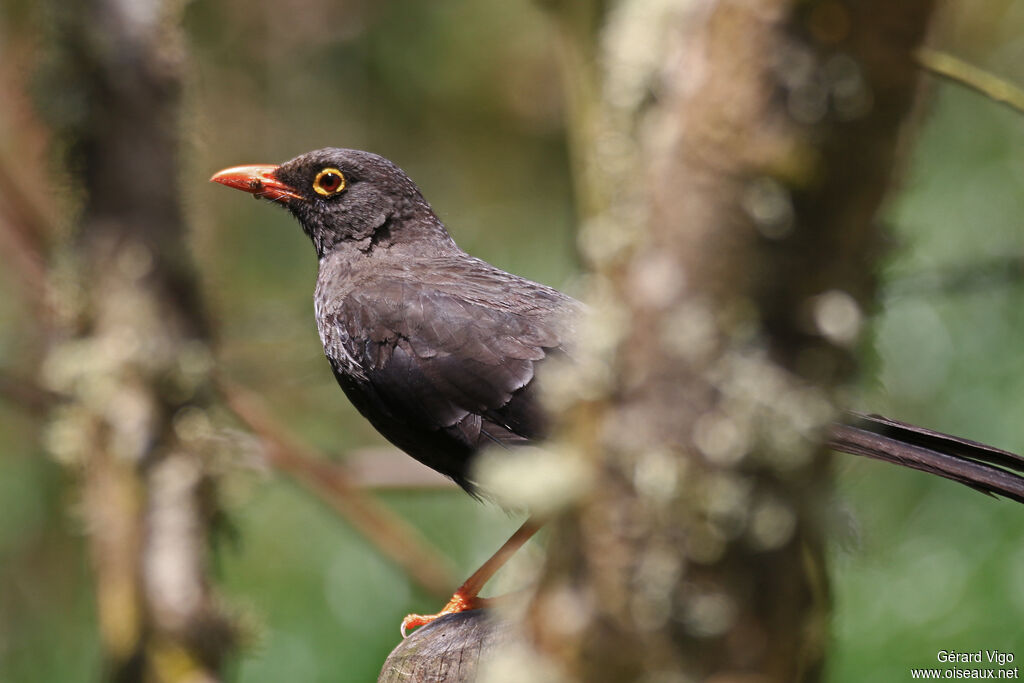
[313, 168, 346, 196]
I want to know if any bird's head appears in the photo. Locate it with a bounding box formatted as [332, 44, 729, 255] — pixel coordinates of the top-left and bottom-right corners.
[211, 148, 452, 257]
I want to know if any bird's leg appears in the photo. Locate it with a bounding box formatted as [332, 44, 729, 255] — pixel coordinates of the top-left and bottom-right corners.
[400, 516, 543, 637]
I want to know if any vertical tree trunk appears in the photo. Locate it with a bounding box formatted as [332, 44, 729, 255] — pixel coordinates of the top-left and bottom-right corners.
[516, 0, 937, 680]
[374, 1, 938, 680]
[42, 0, 233, 679]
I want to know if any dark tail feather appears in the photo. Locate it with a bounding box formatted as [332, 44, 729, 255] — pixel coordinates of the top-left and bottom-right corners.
[828, 412, 1024, 504]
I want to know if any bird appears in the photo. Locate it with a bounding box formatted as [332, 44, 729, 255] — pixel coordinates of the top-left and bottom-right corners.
[211, 147, 1024, 636]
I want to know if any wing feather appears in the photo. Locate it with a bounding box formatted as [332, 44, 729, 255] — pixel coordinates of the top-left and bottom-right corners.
[316, 255, 579, 488]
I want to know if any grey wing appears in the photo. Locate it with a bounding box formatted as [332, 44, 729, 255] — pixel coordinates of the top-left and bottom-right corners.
[332, 277, 575, 456]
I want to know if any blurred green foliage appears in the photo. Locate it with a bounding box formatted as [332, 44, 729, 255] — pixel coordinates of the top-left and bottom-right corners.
[0, 1, 1023, 681]
[830, 79, 1024, 679]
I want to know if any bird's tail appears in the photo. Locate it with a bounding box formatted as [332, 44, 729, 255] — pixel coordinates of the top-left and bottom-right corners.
[828, 412, 1024, 504]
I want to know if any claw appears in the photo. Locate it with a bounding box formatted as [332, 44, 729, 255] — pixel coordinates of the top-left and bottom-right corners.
[398, 519, 542, 638]
[400, 613, 428, 638]
[399, 590, 487, 638]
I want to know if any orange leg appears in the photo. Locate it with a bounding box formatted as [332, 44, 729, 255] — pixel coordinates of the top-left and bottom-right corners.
[400, 517, 543, 637]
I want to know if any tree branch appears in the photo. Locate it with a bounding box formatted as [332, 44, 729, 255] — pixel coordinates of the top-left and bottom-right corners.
[513, 0, 937, 680]
[378, 610, 509, 682]
[917, 47, 1024, 116]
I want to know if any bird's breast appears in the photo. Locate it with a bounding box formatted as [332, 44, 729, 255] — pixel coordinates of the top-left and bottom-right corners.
[314, 268, 366, 380]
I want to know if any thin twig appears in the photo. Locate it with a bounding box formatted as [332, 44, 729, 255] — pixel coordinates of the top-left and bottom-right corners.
[216, 376, 457, 600]
[885, 254, 1024, 298]
[345, 446, 457, 489]
[917, 48, 1024, 117]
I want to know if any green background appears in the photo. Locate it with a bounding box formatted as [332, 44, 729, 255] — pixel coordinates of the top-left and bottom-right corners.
[1, 1, 1023, 680]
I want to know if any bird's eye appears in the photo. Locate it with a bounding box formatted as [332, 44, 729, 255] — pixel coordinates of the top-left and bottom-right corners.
[313, 168, 346, 196]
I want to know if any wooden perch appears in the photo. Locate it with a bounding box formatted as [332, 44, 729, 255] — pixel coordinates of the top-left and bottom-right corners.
[378, 610, 508, 683]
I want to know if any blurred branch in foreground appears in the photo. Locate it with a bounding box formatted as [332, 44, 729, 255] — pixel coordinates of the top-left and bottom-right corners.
[516, 0, 934, 680]
[40, 0, 234, 679]
[384, 0, 938, 677]
[217, 377, 457, 599]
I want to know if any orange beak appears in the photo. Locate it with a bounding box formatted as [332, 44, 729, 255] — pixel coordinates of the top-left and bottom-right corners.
[209, 164, 304, 203]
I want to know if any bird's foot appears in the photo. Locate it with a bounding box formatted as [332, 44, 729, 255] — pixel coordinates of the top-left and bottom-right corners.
[400, 590, 490, 638]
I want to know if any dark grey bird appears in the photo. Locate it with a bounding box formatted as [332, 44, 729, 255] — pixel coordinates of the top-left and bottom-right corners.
[214, 149, 577, 494]
[211, 147, 1024, 633]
